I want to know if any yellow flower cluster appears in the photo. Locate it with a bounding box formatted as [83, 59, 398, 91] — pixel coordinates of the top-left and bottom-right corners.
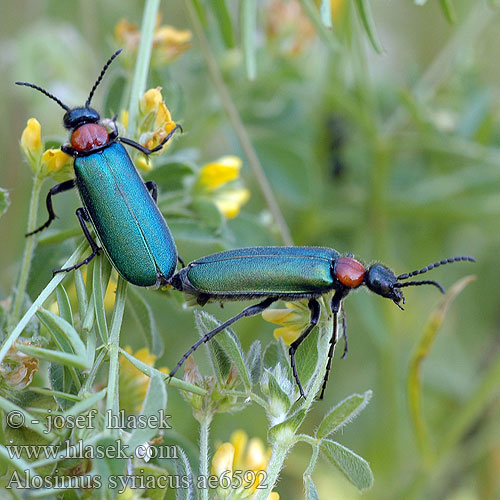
[20, 118, 72, 178]
[212, 430, 279, 500]
[195, 156, 250, 219]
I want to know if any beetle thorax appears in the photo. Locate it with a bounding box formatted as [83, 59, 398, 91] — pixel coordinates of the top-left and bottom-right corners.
[334, 256, 366, 288]
[70, 123, 110, 152]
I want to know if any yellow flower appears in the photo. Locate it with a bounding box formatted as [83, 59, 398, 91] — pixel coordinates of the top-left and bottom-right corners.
[195, 156, 250, 219]
[330, 0, 346, 22]
[211, 430, 277, 498]
[0, 341, 39, 390]
[135, 156, 152, 172]
[140, 88, 163, 115]
[120, 109, 129, 130]
[214, 188, 250, 219]
[20, 118, 43, 166]
[41, 148, 72, 174]
[119, 346, 169, 414]
[262, 301, 310, 345]
[198, 156, 242, 192]
[114, 17, 191, 64]
[137, 88, 178, 155]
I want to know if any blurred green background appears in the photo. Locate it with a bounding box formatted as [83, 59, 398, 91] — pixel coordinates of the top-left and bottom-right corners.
[1, 0, 500, 499]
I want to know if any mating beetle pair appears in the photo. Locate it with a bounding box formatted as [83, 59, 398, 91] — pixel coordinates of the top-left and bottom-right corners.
[18, 51, 475, 399]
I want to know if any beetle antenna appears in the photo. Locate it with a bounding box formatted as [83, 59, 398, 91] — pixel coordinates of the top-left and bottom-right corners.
[397, 256, 475, 280]
[394, 280, 446, 294]
[15, 82, 70, 111]
[86, 49, 122, 107]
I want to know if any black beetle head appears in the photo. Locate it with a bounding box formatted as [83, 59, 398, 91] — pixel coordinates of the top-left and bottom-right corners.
[365, 256, 476, 310]
[365, 264, 404, 306]
[63, 107, 100, 130]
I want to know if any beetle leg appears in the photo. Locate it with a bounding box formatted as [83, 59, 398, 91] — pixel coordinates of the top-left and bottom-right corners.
[53, 208, 100, 274]
[119, 124, 181, 156]
[144, 180, 158, 202]
[169, 297, 276, 379]
[341, 305, 348, 359]
[26, 179, 75, 236]
[289, 298, 321, 399]
[319, 291, 344, 400]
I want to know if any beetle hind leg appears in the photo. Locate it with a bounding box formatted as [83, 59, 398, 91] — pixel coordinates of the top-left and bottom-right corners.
[169, 297, 276, 379]
[53, 207, 100, 275]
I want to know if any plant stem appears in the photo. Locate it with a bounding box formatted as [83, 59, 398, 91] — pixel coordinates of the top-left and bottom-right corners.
[199, 414, 212, 500]
[186, 0, 293, 246]
[254, 441, 289, 500]
[10, 175, 44, 327]
[127, 0, 160, 136]
[105, 277, 128, 433]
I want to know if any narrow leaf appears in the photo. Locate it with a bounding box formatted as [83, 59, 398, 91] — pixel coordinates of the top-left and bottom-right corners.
[17, 344, 89, 370]
[241, 0, 257, 80]
[354, 0, 383, 53]
[320, 439, 374, 491]
[0, 188, 10, 219]
[439, 0, 457, 23]
[305, 475, 321, 500]
[92, 254, 110, 343]
[63, 388, 106, 417]
[246, 340, 262, 385]
[56, 284, 73, 325]
[316, 391, 372, 439]
[36, 308, 85, 354]
[174, 448, 196, 500]
[269, 409, 306, 443]
[211, 0, 236, 48]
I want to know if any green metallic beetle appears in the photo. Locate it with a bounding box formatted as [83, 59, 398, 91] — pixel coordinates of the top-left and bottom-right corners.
[169, 247, 475, 398]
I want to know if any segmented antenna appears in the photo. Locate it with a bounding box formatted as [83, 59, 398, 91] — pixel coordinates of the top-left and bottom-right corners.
[394, 279, 445, 294]
[397, 256, 475, 280]
[15, 82, 69, 111]
[86, 49, 122, 107]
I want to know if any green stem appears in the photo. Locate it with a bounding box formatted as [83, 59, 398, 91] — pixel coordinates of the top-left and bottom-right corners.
[105, 277, 128, 433]
[199, 415, 212, 500]
[254, 441, 289, 500]
[186, 0, 293, 246]
[0, 242, 88, 364]
[304, 443, 320, 476]
[10, 175, 44, 327]
[127, 0, 160, 136]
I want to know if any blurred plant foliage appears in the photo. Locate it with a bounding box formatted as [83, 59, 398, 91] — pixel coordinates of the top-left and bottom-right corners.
[0, 0, 499, 499]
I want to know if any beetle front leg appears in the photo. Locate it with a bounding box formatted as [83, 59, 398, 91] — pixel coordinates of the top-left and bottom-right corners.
[26, 179, 75, 236]
[288, 298, 321, 399]
[119, 124, 182, 156]
[53, 207, 100, 275]
[169, 297, 276, 379]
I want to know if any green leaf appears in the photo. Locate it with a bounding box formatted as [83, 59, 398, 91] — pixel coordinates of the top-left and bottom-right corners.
[170, 219, 223, 243]
[269, 409, 306, 443]
[63, 388, 106, 418]
[0, 444, 35, 475]
[93, 436, 128, 490]
[190, 198, 224, 230]
[74, 269, 88, 318]
[36, 308, 86, 355]
[241, 0, 257, 80]
[128, 286, 164, 357]
[146, 161, 196, 192]
[305, 475, 321, 500]
[439, 0, 457, 23]
[50, 363, 77, 410]
[316, 391, 372, 440]
[265, 368, 292, 413]
[56, 284, 73, 325]
[174, 448, 196, 500]
[17, 343, 89, 370]
[127, 373, 167, 451]
[0, 188, 10, 219]
[320, 439, 374, 491]
[354, 0, 383, 53]
[211, 0, 236, 48]
[246, 340, 262, 385]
